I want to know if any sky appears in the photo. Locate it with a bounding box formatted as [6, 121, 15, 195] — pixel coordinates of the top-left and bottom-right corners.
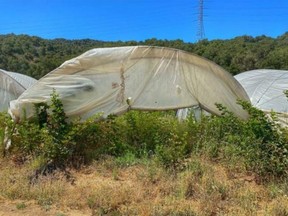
[0, 0, 288, 43]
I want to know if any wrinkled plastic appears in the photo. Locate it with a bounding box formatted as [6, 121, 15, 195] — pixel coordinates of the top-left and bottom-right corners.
[9, 46, 249, 121]
[235, 69, 288, 126]
[235, 69, 288, 113]
[0, 69, 36, 112]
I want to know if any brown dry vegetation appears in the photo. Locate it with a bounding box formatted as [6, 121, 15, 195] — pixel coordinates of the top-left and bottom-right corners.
[1, 100, 288, 215]
[1, 156, 288, 216]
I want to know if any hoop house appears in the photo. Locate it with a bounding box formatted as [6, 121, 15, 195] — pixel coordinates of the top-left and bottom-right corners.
[0, 69, 36, 112]
[9, 46, 249, 121]
[234, 69, 288, 113]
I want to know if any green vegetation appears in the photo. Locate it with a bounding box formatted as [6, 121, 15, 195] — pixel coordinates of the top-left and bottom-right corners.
[16, 202, 27, 210]
[0, 32, 288, 79]
[1, 33, 288, 214]
[1, 97, 288, 214]
[1, 92, 287, 182]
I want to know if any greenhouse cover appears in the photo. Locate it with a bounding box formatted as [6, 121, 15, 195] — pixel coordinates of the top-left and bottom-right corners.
[9, 46, 249, 121]
[234, 69, 288, 113]
[0, 69, 36, 112]
[235, 69, 288, 125]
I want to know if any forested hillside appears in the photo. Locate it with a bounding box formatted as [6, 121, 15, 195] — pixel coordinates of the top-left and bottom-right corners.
[0, 32, 288, 79]
[1, 33, 288, 215]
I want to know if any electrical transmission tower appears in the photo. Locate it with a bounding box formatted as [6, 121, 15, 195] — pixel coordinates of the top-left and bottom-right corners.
[197, 0, 205, 41]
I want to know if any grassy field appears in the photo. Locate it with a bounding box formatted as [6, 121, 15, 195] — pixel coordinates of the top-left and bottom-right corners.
[0, 155, 288, 216]
[1, 95, 288, 215]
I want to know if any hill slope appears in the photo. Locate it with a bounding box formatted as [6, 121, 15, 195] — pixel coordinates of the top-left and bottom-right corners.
[0, 33, 288, 79]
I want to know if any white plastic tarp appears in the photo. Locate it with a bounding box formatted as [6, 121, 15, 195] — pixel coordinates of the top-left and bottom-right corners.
[234, 69, 288, 113]
[9, 46, 249, 121]
[0, 69, 36, 112]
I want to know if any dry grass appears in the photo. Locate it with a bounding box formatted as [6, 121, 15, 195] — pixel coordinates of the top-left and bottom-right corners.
[0, 156, 288, 216]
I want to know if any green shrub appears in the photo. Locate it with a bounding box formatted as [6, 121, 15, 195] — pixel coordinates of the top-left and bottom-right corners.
[155, 131, 187, 168]
[8, 90, 73, 168]
[2, 90, 287, 180]
[184, 101, 288, 179]
[0, 112, 15, 157]
[239, 101, 288, 178]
